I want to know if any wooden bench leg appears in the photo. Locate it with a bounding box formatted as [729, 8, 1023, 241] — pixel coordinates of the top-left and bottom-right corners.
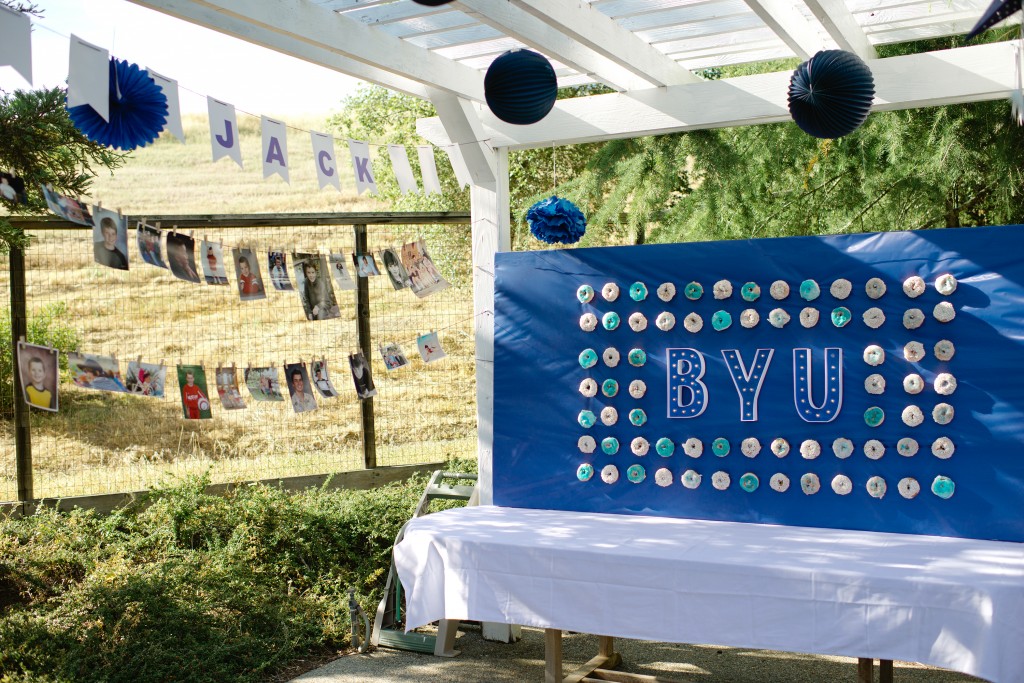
[880, 659, 893, 683]
[857, 657, 873, 682]
[545, 629, 563, 683]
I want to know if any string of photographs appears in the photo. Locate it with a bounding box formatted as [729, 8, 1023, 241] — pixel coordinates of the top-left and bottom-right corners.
[16, 318, 458, 419]
[41, 184, 451, 315]
[0, 14, 475, 194]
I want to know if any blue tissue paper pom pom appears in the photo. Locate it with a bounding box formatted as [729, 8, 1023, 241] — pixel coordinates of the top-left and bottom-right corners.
[67, 58, 168, 151]
[526, 196, 586, 244]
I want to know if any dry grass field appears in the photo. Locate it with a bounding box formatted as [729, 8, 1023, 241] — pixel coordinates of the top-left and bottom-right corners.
[1, 115, 476, 501]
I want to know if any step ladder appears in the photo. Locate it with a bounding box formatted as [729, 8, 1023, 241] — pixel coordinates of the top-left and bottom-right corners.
[371, 470, 478, 657]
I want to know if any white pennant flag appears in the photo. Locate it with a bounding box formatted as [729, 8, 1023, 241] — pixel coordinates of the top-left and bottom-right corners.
[261, 116, 290, 183]
[147, 68, 185, 143]
[417, 145, 442, 195]
[207, 97, 242, 168]
[310, 131, 341, 192]
[387, 144, 419, 195]
[67, 35, 109, 122]
[347, 139, 377, 195]
[0, 4, 32, 85]
[445, 144, 472, 189]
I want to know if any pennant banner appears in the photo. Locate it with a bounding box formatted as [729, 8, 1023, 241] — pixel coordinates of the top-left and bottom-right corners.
[387, 144, 419, 195]
[208, 97, 242, 168]
[0, 5, 32, 85]
[261, 116, 290, 183]
[417, 145, 442, 195]
[310, 131, 341, 192]
[147, 68, 185, 143]
[348, 139, 377, 195]
[67, 35, 110, 122]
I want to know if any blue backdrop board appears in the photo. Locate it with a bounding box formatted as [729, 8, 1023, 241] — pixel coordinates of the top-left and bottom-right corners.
[492, 225, 1024, 542]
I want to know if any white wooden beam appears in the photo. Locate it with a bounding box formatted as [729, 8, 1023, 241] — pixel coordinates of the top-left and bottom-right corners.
[417, 42, 1020, 150]
[454, 0, 660, 91]
[508, 0, 701, 86]
[428, 89, 497, 189]
[803, 0, 878, 60]
[469, 147, 510, 507]
[743, 0, 828, 59]
[126, 0, 430, 98]
[130, 0, 486, 101]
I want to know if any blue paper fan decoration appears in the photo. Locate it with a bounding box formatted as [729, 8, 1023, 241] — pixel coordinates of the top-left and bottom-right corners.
[788, 50, 875, 139]
[484, 49, 558, 125]
[67, 58, 168, 151]
[526, 196, 586, 244]
[966, 0, 1021, 40]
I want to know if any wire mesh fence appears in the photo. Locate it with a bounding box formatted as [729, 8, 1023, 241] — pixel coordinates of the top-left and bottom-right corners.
[0, 214, 474, 502]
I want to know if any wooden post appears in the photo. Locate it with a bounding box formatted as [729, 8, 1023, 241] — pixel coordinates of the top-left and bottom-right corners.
[880, 659, 893, 683]
[353, 224, 376, 469]
[10, 243, 32, 509]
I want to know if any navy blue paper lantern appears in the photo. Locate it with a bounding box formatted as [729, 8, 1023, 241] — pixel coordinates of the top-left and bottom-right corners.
[966, 0, 1021, 39]
[412, 0, 455, 4]
[526, 196, 586, 244]
[484, 49, 558, 125]
[788, 50, 875, 139]
[67, 58, 168, 151]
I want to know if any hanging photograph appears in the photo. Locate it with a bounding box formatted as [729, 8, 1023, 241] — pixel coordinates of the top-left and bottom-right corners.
[0, 172, 27, 205]
[215, 365, 247, 410]
[417, 331, 447, 363]
[92, 207, 129, 271]
[380, 247, 411, 290]
[293, 253, 341, 321]
[17, 342, 58, 412]
[137, 222, 167, 268]
[177, 364, 212, 420]
[311, 358, 339, 398]
[68, 352, 127, 392]
[268, 250, 293, 291]
[284, 362, 318, 413]
[201, 241, 230, 285]
[125, 360, 166, 398]
[353, 251, 380, 277]
[233, 247, 267, 300]
[166, 233, 203, 283]
[40, 184, 92, 226]
[349, 351, 377, 399]
[379, 342, 409, 371]
[244, 366, 285, 402]
[401, 239, 450, 298]
[328, 253, 356, 291]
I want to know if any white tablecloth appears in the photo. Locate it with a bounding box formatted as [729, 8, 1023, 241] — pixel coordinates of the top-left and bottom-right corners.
[394, 506, 1024, 683]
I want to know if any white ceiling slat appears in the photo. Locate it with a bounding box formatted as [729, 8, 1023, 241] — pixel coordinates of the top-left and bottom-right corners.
[125, 0, 431, 98]
[742, 0, 829, 59]
[802, 0, 878, 60]
[616, 0, 754, 31]
[418, 41, 1020, 150]
[404, 24, 505, 50]
[508, 0, 702, 86]
[455, 0, 666, 91]
[376, 13, 478, 39]
[339, 2, 446, 26]
[639, 14, 766, 43]
[131, 0, 487, 101]
[684, 45, 794, 69]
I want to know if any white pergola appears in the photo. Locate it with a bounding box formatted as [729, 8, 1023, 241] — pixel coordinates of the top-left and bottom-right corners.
[131, 0, 1020, 501]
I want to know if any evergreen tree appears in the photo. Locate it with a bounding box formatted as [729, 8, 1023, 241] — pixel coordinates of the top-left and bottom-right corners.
[0, 1, 128, 250]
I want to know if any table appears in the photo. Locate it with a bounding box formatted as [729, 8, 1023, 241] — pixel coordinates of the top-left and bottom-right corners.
[394, 505, 1024, 683]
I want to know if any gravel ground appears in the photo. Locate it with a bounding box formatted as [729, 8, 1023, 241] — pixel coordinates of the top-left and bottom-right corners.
[292, 623, 988, 683]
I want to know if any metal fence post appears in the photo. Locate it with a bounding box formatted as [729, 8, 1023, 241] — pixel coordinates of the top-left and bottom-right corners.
[353, 224, 377, 469]
[10, 243, 33, 507]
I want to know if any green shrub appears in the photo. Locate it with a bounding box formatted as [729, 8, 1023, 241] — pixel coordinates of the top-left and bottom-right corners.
[0, 470, 467, 682]
[0, 301, 81, 418]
